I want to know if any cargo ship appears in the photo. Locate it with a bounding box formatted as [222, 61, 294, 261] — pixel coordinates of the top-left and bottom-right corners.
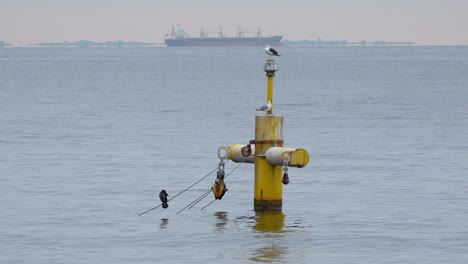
[164, 26, 282, 47]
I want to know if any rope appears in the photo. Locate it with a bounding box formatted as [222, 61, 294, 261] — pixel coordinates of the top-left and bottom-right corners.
[176, 189, 211, 214]
[198, 156, 246, 211]
[177, 156, 246, 214]
[139, 116, 279, 216]
[189, 190, 211, 209]
[138, 166, 218, 216]
[201, 198, 217, 210]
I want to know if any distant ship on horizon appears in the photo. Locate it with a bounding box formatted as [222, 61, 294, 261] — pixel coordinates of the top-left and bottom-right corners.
[164, 25, 282, 47]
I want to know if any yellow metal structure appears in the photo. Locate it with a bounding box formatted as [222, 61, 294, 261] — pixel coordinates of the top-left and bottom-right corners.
[267, 76, 274, 114]
[218, 57, 309, 212]
[254, 58, 281, 211]
[254, 115, 284, 211]
[265, 147, 310, 168]
[221, 144, 255, 163]
[264, 58, 276, 115]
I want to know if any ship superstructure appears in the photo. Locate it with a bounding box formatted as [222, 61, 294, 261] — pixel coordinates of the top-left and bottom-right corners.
[164, 26, 282, 47]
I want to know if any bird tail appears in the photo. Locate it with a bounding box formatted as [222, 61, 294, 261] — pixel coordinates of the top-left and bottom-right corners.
[162, 202, 169, 209]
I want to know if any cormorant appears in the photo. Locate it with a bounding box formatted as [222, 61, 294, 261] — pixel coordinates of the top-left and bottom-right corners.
[159, 189, 169, 209]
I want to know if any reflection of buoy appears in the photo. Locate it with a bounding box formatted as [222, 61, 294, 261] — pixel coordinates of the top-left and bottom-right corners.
[212, 170, 228, 200]
[159, 189, 169, 209]
[253, 211, 285, 233]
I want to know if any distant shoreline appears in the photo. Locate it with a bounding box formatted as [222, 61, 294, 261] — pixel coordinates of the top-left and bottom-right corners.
[3, 41, 468, 48]
[1, 39, 416, 48]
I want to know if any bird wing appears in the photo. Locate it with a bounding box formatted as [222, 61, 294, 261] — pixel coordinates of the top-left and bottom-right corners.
[259, 105, 268, 111]
[269, 48, 278, 55]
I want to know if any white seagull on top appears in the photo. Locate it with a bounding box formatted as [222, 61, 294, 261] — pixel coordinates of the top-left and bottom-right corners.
[256, 100, 272, 113]
[264, 44, 281, 57]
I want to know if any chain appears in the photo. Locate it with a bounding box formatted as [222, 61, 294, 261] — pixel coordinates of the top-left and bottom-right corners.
[217, 159, 225, 179]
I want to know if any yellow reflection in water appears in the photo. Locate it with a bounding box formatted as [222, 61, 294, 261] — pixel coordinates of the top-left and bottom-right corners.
[253, 211, 286, 233]
[251, 211, 288, 263]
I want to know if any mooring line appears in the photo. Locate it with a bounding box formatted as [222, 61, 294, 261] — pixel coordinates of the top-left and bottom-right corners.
[139, 147, 249, 216]
[177, 157, 246, 214]
[138, 166, 218, 216]
[201, 198, 217, 210]
[176, 189, 211, 214]
[200, 118, 280, 212]
[198, 156, 247, 211]
[188, 190, 212, 209]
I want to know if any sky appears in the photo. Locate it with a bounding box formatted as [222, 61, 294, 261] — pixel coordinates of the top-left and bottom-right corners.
[1, 0, 467, 46]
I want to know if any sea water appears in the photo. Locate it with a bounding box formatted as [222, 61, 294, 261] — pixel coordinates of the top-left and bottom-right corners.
[1, 46, 467, 263]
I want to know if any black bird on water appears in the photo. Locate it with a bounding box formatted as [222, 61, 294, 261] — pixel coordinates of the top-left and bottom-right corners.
[159, 189, 169, 209]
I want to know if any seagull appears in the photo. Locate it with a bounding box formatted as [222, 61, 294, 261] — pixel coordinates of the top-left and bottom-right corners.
[159, 189, 169, 209]
[256, 100, 272, 112]
[264, 44, 281, 57]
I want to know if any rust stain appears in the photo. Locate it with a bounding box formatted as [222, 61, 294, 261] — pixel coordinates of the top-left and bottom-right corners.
[249, 139, 284, 144]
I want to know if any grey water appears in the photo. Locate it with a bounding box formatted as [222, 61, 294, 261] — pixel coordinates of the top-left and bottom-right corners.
[1, 46, 467, 263]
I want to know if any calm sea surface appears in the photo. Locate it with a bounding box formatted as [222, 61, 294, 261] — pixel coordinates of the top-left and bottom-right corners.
[1, 46, 467, 263]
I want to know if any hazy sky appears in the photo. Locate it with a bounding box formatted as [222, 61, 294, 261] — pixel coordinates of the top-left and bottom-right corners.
[2, 0, 467, 45]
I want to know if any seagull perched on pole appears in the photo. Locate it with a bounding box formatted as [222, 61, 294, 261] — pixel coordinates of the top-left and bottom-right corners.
[256, 100, 272, 113]
[264, 44, 281, 57]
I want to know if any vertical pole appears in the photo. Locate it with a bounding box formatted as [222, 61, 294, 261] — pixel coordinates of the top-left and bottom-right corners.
[254, 116, 283, 211]
[267, 75, 274, 115]
[265, 58, 276, 115]
[254, 58, 282, 211]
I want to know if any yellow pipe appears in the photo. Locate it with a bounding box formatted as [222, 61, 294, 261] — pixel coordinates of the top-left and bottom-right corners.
[254, 157, 283, 204]
[254, 115, 283, 211]
[265, 147, 310, 168]
[267, 75, 273, 115]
